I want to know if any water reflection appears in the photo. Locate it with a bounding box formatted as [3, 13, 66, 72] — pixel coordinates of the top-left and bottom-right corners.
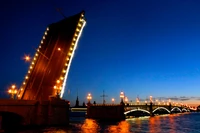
[108, 121, 130, 133]
[43, 129, 67, 133]
[18, 113, 200, 133]
[81, 119, 100, 133]
[149, 117, 156, 133]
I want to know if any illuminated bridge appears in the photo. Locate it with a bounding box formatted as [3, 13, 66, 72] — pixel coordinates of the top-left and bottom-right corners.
[84, 92, 197, 120]
[86, 102, 197, 120]
[17, 11, 86, 101]
[0, 11, 87, 129]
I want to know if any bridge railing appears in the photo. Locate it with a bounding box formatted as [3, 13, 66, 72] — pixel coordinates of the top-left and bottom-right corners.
[90, 104, 121, 106]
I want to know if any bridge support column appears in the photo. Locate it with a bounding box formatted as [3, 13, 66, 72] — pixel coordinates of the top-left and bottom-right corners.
[169, 103, 172, 114]
[149, 102, 154, 117]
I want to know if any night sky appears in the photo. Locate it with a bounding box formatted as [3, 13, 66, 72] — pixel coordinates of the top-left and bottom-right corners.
[1, 0, 200, 106]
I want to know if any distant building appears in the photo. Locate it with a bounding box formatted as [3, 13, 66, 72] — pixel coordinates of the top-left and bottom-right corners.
[75, 96, 79, 107]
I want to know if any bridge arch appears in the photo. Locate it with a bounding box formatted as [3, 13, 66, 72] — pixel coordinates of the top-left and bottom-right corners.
[171, 107, 182, 112]
[153, 107, 170, 113]
[0, 111, 24, 130]
[124, 108, 150, 115]
[182, 108, 188, 112]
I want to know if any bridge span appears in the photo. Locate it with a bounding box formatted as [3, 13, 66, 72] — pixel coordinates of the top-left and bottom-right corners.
[2, 11, 86, 130]
[85, 102, 195, 120]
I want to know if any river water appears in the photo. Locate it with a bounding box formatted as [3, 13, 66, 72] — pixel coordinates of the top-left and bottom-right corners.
[19, 112, 200, 133]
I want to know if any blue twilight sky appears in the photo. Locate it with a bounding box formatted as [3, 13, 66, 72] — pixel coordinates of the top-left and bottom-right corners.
[0, 0, 200, 106]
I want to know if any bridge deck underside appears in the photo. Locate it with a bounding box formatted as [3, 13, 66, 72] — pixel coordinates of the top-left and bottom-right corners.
[21, 13, 83, 100]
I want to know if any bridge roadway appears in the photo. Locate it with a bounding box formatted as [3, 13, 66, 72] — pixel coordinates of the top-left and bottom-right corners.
[71, 104, 191, 114]
[0, 97, 69, 130]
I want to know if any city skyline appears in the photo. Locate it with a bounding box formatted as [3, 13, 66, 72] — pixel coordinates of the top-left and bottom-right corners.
[1, 0, 200, 106]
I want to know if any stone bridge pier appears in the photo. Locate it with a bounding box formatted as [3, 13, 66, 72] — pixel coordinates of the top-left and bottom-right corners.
[0, 97, 70, 130]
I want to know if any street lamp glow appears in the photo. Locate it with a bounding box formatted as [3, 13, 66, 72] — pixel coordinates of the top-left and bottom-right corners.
[8, 84, 18, 99]
[58, 48, 61, 51]
[125, 97, 128, 102]
[120, 91, 124, 98]
[112, 98, 115, 103]
[11, 85, 16, 89]
[87, 93, 92, 103]
[120, 91, 125, 104]
[24, 55, 31, 62]
[156, 99, 158, 102]
[150, 96, 153, 103]
[60, 77, 64, 80]
[56, 80, 60, 84]
[168, 99, 171, 103]
[54, 79, 62, 97]
[136, 97, 140, 103]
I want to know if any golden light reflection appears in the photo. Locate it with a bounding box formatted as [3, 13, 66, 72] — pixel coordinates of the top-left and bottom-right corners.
[108, 121, 130, 133]
[81, 119, 99, 133]
[149, 117, 156, 133]
[168, 115, 176, 133]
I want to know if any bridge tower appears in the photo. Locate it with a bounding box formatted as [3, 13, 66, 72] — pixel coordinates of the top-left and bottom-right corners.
[17, 11, 86, 101]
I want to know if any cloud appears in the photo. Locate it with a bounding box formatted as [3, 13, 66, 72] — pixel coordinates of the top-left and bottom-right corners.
[130, 96, 200, 102]
[154, 96, 200, 101]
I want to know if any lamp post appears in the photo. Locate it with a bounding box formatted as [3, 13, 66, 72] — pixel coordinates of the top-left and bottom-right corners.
[8, 85, 18, 99]
[87, 93, 92, 104]
[150, 96, 153, 104]
[168, 99, 171, 104]
[136, 97, 140, 105]
[54, 79, 62, 98]
[120, 91, 124, 104]
[125, 96, 128, 103]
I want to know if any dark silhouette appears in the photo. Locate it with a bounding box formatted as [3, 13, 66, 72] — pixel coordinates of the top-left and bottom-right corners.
[82, 102, 86, 107]
[75, 96, 79, 107]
